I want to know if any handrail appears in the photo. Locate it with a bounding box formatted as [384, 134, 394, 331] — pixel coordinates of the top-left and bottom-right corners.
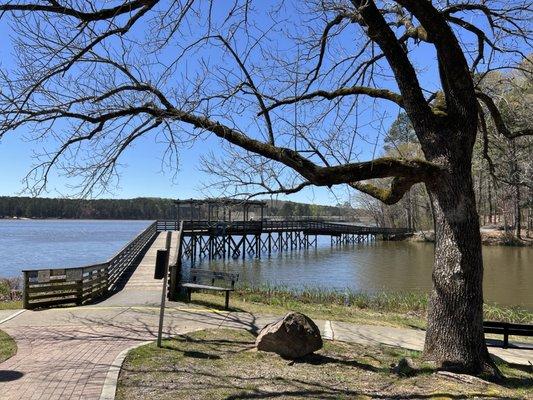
[156, 219, 412, 235]
[22, 221, 158, 309]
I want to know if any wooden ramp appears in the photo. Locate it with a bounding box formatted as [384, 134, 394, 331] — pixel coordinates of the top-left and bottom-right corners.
[97, 231, 180, 307]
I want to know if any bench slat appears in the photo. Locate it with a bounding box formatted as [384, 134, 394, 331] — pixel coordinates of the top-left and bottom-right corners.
[190, 268, 239, 281]
[181, 283, 234, 291]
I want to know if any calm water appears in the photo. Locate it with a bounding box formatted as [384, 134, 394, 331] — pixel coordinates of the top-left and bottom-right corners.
[195, 237, 533, 311]
[0, 219, 150, 275]
[1, 220, 531, 310]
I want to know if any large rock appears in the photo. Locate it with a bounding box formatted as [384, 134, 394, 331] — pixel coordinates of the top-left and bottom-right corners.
[255, 312, 323, 359]
[392, 357, 417, 377]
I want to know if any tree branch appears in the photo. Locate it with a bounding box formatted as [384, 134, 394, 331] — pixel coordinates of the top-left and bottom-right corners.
[0, 1, 156, 22]
[169, 107, 442, 186]
[350, 0, 434, 131]
[350, 176, 420, 205]
[261, 86, 403, 116]
[394, 0, 477, 119]
[476, 91, 533, 139]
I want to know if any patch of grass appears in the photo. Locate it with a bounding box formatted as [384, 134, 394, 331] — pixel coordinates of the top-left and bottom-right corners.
[483, 303, 533, 324]
[0, 301, 22, 310]
[184, 285, 532, 330]
[0, 329, 17, 363]
[189, 291, 426, 329]
[117, 329, 532, 400]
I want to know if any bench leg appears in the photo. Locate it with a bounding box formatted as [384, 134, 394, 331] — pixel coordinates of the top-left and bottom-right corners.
[225, 291, 230, 310]
[503, 333, 508, 348]
[187, 288, 192, 303]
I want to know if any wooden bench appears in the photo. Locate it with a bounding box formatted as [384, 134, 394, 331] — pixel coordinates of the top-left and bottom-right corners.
[484, 321, 533, 349]
[180, 268, 239, 310]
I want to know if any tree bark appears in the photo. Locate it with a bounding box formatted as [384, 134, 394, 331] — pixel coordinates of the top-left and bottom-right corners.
[515, 183, 521, 239]
[424, 168, 498, 375]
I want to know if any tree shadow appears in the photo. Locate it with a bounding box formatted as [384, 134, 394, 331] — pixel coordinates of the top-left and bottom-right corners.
[0, 370, 24, 382]
[181, 350, 221, 360]
[291, 352, 382, 372]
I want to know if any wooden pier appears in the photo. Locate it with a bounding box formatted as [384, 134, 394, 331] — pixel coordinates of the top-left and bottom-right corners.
[157, 219, 411, 262]
[21, 214, 411, 309]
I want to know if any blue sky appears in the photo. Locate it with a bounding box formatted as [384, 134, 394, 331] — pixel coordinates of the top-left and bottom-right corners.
[0, 7, 382, 205]
[0, 4, 524, 205]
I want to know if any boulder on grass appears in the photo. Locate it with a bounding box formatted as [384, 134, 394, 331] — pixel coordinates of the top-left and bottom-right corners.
[255, 312, 323, 359]
[392, 357, 417, 377]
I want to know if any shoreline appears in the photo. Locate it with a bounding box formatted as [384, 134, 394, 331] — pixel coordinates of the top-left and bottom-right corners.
[407, 228, 533, 247]
[2, 285, 531, 322]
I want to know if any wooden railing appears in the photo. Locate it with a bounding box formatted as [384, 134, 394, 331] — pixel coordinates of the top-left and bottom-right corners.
[22, 221, 158, 309]
[156, 219, 412, 236]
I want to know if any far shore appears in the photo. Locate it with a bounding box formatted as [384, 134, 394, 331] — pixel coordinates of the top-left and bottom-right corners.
[408, 228, 533, 247]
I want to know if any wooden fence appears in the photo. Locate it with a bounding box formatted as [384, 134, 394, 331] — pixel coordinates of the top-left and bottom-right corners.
[22, 221, 158, 309]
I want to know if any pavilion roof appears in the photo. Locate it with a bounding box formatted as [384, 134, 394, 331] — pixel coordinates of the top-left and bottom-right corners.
[173, 198, 267, 207]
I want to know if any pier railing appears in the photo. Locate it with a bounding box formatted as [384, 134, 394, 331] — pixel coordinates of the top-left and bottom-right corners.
[22, 221, 158, 309]
[156, 219, 412, 236]
[167, 221, 184, 301]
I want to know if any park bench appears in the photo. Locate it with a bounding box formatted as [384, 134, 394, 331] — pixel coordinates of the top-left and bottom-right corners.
[180, 268, 239, 310]
[483, 321, 533, 349]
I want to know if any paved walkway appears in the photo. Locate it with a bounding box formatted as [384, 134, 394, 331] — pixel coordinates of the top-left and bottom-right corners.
[1, 233, 531, 399]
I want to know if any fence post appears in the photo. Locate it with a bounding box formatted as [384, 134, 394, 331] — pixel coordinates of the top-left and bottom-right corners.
[23, 271, 30, 309]
[76, 278, 83, 306]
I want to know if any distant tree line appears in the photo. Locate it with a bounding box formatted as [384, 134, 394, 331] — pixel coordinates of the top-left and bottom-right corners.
[0, 196, 357, 220]
[0, 197, 178, 220]
[267, 200, 357, 220]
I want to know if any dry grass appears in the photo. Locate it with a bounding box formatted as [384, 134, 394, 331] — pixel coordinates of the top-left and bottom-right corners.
[0, 301, 22, 310]
[0, 329, 17, 363]
[117, 329, 532, 400]
[186, 285, 532, 331]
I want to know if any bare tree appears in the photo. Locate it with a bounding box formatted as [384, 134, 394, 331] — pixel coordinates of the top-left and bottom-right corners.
[0, 0, 532, 376]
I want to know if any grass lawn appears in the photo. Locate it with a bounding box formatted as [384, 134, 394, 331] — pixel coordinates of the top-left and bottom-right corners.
[0, 301, 22, 310]
[117, 329, 532, 400]
[0, 329, 17, 363]
[190, 291, 427, 329]
[186, 286, 532, 331]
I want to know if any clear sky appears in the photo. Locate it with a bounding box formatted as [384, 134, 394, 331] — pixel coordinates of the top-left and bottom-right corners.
[0, 9, 382, 205]
[0, 4, 523, 205]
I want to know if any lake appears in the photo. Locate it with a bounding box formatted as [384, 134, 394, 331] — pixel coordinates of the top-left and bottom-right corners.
[0, 219, 151, 275]
[194, 237, 533, 311]
[1, 220, 531, 310]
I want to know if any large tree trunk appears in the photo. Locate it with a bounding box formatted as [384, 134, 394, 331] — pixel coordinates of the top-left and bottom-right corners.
[424, 167, 498, 375]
